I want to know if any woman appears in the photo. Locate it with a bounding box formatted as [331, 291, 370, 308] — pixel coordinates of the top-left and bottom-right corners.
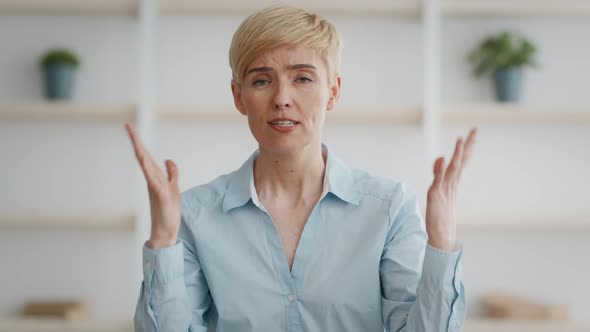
[128, 5, 476, 332]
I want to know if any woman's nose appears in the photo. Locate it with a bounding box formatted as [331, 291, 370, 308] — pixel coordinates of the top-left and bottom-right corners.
[273, 80, 292, 109]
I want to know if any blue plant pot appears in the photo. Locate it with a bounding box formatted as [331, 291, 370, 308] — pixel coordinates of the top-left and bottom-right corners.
[43, 63, 76, 100]
[493, 67, 522, 102]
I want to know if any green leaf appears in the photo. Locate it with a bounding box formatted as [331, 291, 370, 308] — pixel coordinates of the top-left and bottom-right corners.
[40, 48, 80, 68]
[466, 31, 537, 77]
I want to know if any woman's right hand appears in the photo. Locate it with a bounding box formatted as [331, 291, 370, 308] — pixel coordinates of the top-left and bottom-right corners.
[125, 123, 181, 249]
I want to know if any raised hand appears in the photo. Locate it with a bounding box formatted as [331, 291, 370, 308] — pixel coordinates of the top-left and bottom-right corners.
[426, 127, 478, 252]
[125, 123, 181, 249]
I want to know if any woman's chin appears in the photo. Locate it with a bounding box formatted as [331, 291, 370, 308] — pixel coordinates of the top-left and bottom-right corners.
[258, 141, 314, 156]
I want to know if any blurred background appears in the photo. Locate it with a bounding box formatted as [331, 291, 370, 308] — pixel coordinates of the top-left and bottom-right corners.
[0, 0, 589, 331]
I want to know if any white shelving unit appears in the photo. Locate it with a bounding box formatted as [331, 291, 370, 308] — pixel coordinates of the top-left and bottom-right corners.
[0, 0, 586, 246]
[1, 0, 590, 329]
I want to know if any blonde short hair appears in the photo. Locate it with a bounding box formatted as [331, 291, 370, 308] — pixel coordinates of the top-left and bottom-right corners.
[229, 5, 342, 85]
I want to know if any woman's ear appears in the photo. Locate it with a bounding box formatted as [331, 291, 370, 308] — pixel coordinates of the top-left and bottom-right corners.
[327, 76, 341, 111]
[231, 80, 247, 116]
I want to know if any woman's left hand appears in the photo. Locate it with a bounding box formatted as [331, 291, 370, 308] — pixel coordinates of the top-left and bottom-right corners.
[426, 127, 478, 252]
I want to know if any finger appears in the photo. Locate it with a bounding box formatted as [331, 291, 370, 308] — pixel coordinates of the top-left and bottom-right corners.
[444, 137, 464, 185]
[165, 159, 179, 185]
[457, 127, 478, 180]
[125, 123, 148, 162]
[461, 127, 478, 165]
[125, 123, 161, 185]
[432, 156, 445, 188]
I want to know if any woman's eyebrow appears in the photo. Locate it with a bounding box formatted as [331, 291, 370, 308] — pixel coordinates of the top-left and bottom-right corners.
[246, 67, 272, 76]
[246, 64, 317, 76]
[289, 64, 317, 70]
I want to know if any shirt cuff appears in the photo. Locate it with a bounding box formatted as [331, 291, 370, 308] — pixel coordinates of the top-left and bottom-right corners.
[142, 240, 184, 287]
[421, 243, 463, 289]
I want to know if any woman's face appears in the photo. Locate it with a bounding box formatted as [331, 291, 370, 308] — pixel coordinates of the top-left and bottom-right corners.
[231, 45, 340, 155]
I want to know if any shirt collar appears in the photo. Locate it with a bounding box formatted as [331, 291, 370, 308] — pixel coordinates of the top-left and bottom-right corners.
[222, 144, 360, 213]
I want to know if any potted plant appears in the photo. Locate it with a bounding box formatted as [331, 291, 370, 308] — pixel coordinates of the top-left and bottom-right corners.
[40, 48, 80, 100]
[467, 31, 538, 102]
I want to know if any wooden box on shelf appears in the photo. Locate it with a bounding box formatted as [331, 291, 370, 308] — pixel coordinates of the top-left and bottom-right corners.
[22, 300, 89, 321]
[482, 292, 568, 321]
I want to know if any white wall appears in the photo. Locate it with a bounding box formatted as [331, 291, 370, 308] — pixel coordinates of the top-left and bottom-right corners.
[0, 13, 589, 322]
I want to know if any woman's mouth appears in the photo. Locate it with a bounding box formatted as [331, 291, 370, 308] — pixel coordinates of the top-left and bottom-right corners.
[268, 120, 299, 133]
[269, 120, 298, 126]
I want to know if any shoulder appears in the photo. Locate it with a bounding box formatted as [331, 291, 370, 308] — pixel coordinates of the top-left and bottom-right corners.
[347, 166, 415, 204]
[343, 167, 422, 233]
[180, 171, 235, 211]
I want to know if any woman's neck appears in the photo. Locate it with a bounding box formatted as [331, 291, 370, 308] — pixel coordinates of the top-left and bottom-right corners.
[253, 144, 326, 206]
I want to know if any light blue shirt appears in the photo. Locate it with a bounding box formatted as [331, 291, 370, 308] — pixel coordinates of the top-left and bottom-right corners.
[134, 146, 466, 332]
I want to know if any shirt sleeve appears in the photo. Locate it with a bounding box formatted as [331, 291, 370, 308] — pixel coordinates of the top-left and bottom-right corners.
[133, 196, 212, 332]
[380, 185, 466, 332]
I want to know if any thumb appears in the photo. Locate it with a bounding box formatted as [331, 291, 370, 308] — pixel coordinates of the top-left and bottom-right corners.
[165, 159, 179, 185]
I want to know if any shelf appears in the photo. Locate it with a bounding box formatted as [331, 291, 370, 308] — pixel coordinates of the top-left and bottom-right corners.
[442, 103, 590, 125]
[443, 0, 590, 17]
[0, 318, 131, 332]
[3, 0, 588, 17]
[457, 216, 590, 232]
[159, 0, 421, 17]
[158, 106, 422, 125]
[0, 104, 421, 125]
[3, 103, 588, 126]
[0, 0, 138, 16]
[0, 103, 136, 123]
[157, 106, 244, 122]
[464, 318, 590, 332]
[327, 107, 421, 124]
[0, 213, 136, 231]
[2, 318, 588, 332]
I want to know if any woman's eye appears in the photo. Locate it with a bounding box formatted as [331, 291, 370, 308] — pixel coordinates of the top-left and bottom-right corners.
[253, 79, 270, 86]
[296, 77, 312, 83]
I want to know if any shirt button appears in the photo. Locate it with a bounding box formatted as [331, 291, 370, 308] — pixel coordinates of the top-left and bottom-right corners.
[287, 295, 296, 302]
